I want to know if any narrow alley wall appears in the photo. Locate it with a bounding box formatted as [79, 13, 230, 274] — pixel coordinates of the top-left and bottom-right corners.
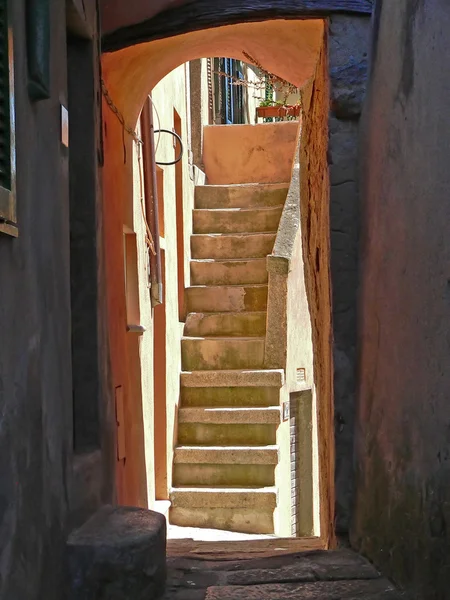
[328, 14, 371, 533]
[0, 1, 115, 598]
[299, 44, 335, 546]
[133, 63, 207, 506]
[353, 2, 450, 598]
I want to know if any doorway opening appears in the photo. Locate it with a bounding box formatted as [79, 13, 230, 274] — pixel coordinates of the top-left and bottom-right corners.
[102, 18, 334, 547]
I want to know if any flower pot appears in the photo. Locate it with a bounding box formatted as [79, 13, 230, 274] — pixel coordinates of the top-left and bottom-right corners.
[256, 105, 301, 119]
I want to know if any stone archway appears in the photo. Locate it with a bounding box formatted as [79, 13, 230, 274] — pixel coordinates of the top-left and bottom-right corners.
[101, 0, 372, 50]
[101, 4, 371, 542]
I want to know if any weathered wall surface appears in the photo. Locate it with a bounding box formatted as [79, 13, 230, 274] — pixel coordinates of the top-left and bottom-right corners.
[203, 121, 299, 185]
[299, 44, 335, 547]
[352, 2, 450, 598]
[328, 14, 370, 533]
[133, 63, 205, 505]
[0, 1, 114, 598]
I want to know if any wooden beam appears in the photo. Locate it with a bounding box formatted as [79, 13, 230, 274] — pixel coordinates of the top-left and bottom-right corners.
[102, 0, 373, 52]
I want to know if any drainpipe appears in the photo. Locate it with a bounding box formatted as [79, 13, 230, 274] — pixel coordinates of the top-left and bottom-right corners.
[141, 95, 163, 307]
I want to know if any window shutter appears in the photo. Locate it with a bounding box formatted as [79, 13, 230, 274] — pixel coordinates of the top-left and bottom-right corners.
[0, 0, 10, 192]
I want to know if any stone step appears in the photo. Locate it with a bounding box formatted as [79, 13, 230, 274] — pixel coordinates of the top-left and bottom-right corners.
[195, 184, 289, 209]
[173, 462, 275, 487]
[185, 285, 268, 313]
[178, 422, 277, 446]
[190, 258, 268, 286]
[180, 369, 284, 388]
[181, 337, 265, 371]
[169, 505, 276, 535]
[178, 407, 281, 424]
[174, 445, 279, 465]
[170, 486, 278, 508]
[169, 487, 278, 534]
[191, 233, 276, 259]
[193, 206, 283, 234]
[181, 386, 280, 408]
[184, 312, 267, 338]
[177, 409, 280, 449]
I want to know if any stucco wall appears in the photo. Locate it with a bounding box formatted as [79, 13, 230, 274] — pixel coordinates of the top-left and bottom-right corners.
[352, 2, 450, 598]
[0, 1, 114, 598]
[133, 63, 206, 506]
[328, 14, 370, 533]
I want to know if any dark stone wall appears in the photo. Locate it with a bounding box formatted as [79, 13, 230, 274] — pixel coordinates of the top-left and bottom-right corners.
[328, 14, 370, 533]
[352, 1, 450, 597]
[0, 2, 114, 598]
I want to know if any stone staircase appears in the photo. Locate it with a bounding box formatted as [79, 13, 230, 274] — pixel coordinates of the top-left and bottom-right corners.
[169, 183, 290, 534]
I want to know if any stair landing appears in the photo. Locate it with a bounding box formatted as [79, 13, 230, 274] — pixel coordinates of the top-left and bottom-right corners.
[163, 538, 407, 599]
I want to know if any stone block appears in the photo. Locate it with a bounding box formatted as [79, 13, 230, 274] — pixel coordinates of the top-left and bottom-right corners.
[67, 506, 166, 599]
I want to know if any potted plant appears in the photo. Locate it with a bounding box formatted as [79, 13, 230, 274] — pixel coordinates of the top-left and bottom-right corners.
[256, 99, 301, 119]
[213, 52, 301, 123]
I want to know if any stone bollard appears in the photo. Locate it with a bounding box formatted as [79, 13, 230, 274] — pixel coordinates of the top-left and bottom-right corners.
[67, 505, 166, 599]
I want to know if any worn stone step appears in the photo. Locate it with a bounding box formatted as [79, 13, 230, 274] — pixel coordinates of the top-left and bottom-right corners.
[181, 369, 284, 388]
[185, 285, 268, 313]
[191, 233, 276, 260]
[179, 407, 281, 424]
[170, 505, 276, 535]
[173, 462, 276, 487]
[190, 258, 268, 286]
[178, 422, 277, 446]
[169, 487, 277, 534]
[193, 207, 283, 234]
[195, 183, 289, 208]
[195, 184, 289, 209]
[174, 445, 279, 465]
[184, 312, 267, 338]
[181, 386, 280, 408]
[170, 486, 278, 508]
[181, 337, 265, 371]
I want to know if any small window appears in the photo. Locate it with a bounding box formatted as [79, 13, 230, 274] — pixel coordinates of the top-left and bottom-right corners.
[0, 0, 16, 236]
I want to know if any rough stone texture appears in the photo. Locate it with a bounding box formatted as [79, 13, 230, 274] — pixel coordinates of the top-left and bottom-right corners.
[328, 14, 371, 533]
[299, 44, 335, 546]
[329, 16, 369, 119]
[205, 580, 405, 599]
[102, 0, 372, 50]
[352, 2, 450, 599]
[67, 506, 166, 599]
[162, 541, 407, 600]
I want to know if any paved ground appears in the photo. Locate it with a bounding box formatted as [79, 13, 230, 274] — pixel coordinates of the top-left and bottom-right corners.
[162, 537, 409, 599]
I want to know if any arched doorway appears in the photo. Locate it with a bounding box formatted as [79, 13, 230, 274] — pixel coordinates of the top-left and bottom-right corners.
[100, 17, 334, 545]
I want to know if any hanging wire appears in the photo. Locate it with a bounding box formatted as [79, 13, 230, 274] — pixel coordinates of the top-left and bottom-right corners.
[101, 79, 156, 260]
[136, 143, 157, 261]
[101, 78, 143, 146]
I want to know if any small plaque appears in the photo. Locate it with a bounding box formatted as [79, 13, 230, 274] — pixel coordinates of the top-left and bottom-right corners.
[61, 105, 69, 148]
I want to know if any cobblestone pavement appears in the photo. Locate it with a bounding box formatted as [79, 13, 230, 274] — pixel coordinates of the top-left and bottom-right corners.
[162, 537, 409, 599]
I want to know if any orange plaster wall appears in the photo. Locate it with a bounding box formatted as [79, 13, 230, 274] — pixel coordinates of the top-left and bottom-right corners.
[101, 19, 325, 508]
[102, 105, 148, 507]
[299, 44, 335, 548]
[203, 122, 299, 185]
